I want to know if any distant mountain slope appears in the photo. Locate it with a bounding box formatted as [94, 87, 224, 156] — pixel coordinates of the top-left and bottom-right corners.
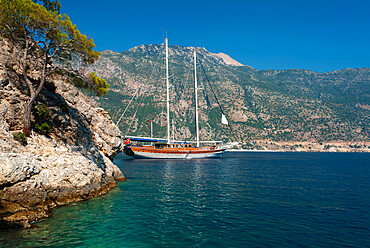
[89, 44, 369, 144]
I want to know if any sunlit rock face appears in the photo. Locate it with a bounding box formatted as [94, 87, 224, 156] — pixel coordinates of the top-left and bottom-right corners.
[0, 38, 125, 229]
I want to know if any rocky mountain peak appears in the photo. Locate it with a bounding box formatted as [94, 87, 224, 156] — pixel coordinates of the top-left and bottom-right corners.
[120, 44, 254, 69]
[215, 52, 244, 66]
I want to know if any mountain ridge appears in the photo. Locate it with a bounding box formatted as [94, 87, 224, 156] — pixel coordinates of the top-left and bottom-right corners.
[89, 43, 370, 148]
[101, 45, 368, 74]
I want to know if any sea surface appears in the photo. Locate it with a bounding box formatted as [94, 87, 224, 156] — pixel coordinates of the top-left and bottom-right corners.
[1, 152, 369, 247]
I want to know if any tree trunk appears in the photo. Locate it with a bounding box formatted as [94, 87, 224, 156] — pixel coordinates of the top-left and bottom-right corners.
[21, 37, 48, 137]
[23, 95, 36, 137]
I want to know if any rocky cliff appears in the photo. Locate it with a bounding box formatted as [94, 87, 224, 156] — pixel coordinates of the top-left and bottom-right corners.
[0, 39, 125, 228]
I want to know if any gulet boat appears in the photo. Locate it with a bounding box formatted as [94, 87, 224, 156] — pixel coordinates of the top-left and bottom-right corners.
[123, 38, 228, 159]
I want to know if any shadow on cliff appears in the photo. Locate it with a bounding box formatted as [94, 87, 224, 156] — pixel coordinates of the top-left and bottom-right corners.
[3, 70, 117, 172]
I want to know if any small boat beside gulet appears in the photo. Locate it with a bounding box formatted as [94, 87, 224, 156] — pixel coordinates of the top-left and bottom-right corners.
[123, 37, 232, 159]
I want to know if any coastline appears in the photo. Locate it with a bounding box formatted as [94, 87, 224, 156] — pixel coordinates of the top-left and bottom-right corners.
[228, 149, 280, 152]
[227, 149, 370, 153]
[0, 42, 126, 228]
[231, 140, 370, 153]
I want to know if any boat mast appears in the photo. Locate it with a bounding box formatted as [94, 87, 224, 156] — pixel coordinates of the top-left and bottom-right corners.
[194, 49, 200, 148]
[165, 38, 171, 144]
[172, 119, 175, 142]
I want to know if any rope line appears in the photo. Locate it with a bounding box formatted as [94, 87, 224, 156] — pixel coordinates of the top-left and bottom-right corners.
[198, 59, 237, 140]
[117, 88, 139, 125]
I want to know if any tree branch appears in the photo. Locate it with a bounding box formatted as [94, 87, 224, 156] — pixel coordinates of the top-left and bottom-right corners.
[22, 30, 34, 97]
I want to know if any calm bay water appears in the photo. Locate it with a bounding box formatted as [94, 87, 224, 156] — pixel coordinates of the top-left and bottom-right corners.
[1, 152, 369, 247]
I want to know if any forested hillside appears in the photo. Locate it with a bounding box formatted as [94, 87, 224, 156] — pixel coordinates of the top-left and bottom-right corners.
[89, 44, 370, 145]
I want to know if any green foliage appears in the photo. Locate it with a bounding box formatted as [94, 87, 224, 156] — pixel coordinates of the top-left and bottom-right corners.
[91, 44, 369, 143]
[88, 72, 109, 96]
[33, 104, 50, 121]
[1, 0, 57, 44]
[32, 0, 60, 13]
[0, 0, 101, 85]
[0, 0, 105, 136]
[32, 104, 53, 134]
[34, 122, 52, 134]
[13, 132, 28, 146]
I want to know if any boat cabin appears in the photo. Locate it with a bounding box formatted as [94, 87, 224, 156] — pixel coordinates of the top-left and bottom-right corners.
[154, 143, 192, 149]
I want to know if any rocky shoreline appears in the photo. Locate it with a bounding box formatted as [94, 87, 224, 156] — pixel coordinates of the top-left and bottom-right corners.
[0, 134, 124, 228]
[0, 38, 126, 228]
[0, 89, 125, 228]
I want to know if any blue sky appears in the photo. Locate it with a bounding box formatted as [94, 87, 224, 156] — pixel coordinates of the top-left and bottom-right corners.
[60, 0, 370, 72]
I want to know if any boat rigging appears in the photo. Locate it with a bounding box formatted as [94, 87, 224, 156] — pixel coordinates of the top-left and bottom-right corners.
[123, 37, 234, 159]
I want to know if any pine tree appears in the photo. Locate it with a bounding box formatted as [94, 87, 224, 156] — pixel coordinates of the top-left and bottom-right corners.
[0, 0, 109, 136]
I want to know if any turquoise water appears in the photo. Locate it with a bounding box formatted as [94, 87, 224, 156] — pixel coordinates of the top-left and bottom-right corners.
[1, 152, 369, 247]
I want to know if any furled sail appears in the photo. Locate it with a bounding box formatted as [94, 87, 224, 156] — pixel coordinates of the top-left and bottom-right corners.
[221, 114, 229, 125]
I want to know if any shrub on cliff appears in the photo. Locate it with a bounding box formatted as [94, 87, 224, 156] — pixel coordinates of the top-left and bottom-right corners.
[0, 0, 109, 137]
[32, 104, 53, 134]
[13, 132, 28, 146]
